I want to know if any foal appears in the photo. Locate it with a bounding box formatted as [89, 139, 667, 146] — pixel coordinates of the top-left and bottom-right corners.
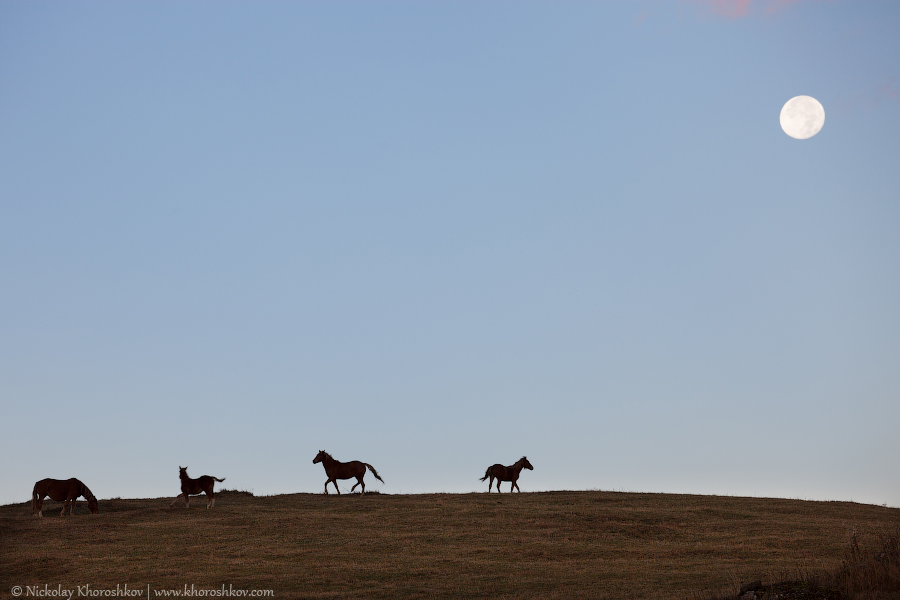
[480, 457, 534, 492]
[169, 466, 225, 508]
[32, 478, 99, 517]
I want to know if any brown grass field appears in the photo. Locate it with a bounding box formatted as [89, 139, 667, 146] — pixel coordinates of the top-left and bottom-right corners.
[2, 490, 898, 599]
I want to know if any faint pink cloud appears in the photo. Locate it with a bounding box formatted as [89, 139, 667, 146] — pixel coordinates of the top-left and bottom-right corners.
[685, 0, 829, 20]
[834, 76, 900, 114]
[634, 7, 651, 26]
[876, 77, 900, 103]
[705, 0, 751, 19]
[764, 0, 804, 14]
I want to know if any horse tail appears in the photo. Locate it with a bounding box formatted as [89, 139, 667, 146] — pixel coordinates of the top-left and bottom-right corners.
[214, 477, 226, 482]
[364, 464, 384, 484]
[479, 468, 491, 482]
[31, 484, 38, 515]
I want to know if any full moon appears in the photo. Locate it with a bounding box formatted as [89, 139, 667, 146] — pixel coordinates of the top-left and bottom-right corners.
[780, 95, 825, 139]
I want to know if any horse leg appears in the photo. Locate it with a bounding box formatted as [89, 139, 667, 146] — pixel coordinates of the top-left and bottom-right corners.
[351, 475, 365, 494]
[37, 495, 44, 518]
[70, 498, 77, 515]
[61, 498, 69, 516]
[169, 493, 184, 507]
[206, 491, 213, 509]
[513, 481, 521, 493]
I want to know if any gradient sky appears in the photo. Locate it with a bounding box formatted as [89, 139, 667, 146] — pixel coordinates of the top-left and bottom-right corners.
[2, 0, 899, 507]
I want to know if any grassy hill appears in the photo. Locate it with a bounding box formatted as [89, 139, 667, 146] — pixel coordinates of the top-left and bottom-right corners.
[2, 490, 898, 599]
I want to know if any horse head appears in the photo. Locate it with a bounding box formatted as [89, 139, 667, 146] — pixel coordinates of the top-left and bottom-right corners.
[521, 457, 534, 471]
[313, 451, 326, 464]
[81, 483, 99, 514]
[178, 466, 188, 479]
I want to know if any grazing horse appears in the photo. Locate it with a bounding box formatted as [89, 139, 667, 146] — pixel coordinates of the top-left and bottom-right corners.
[313, 450, 384, 495]
[169, 466, 225, 508]
[480, 457, 534, 493]
[32, 478, 99, 518]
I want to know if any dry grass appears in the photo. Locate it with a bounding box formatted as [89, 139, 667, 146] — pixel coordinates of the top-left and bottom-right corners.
[834, 526, 900, 599]
[2, 491, 898, 599]
[705, 526, 900, 600]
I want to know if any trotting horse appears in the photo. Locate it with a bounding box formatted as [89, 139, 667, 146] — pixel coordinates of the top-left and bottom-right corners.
[32, 478, 99, 517]
[169, 466, 225, 508]
[480, 457, 534, 492]
[313, 450, 384, 495]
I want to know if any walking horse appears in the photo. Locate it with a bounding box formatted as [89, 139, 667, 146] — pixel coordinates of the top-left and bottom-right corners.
[480, 457, 534, 492]
[313, 450, 384, 494]
[169, 466, 225, 508]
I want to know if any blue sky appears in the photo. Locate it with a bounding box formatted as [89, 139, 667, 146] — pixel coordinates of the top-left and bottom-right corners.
[2, 0, 898, 506]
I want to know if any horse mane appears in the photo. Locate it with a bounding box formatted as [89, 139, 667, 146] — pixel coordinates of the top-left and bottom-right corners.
[79, 481, 96, 501]
[319, 450, 334, 461]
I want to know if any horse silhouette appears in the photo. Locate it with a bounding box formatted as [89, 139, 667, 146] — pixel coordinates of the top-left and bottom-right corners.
[313, 450, 384, 495]
[32, 478, 98, 517]
[169, 466, 225, 508]
[480, 457, 533, 492]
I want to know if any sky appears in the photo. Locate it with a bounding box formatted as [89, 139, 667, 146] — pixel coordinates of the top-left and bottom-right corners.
[2, 0, 899, 507]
